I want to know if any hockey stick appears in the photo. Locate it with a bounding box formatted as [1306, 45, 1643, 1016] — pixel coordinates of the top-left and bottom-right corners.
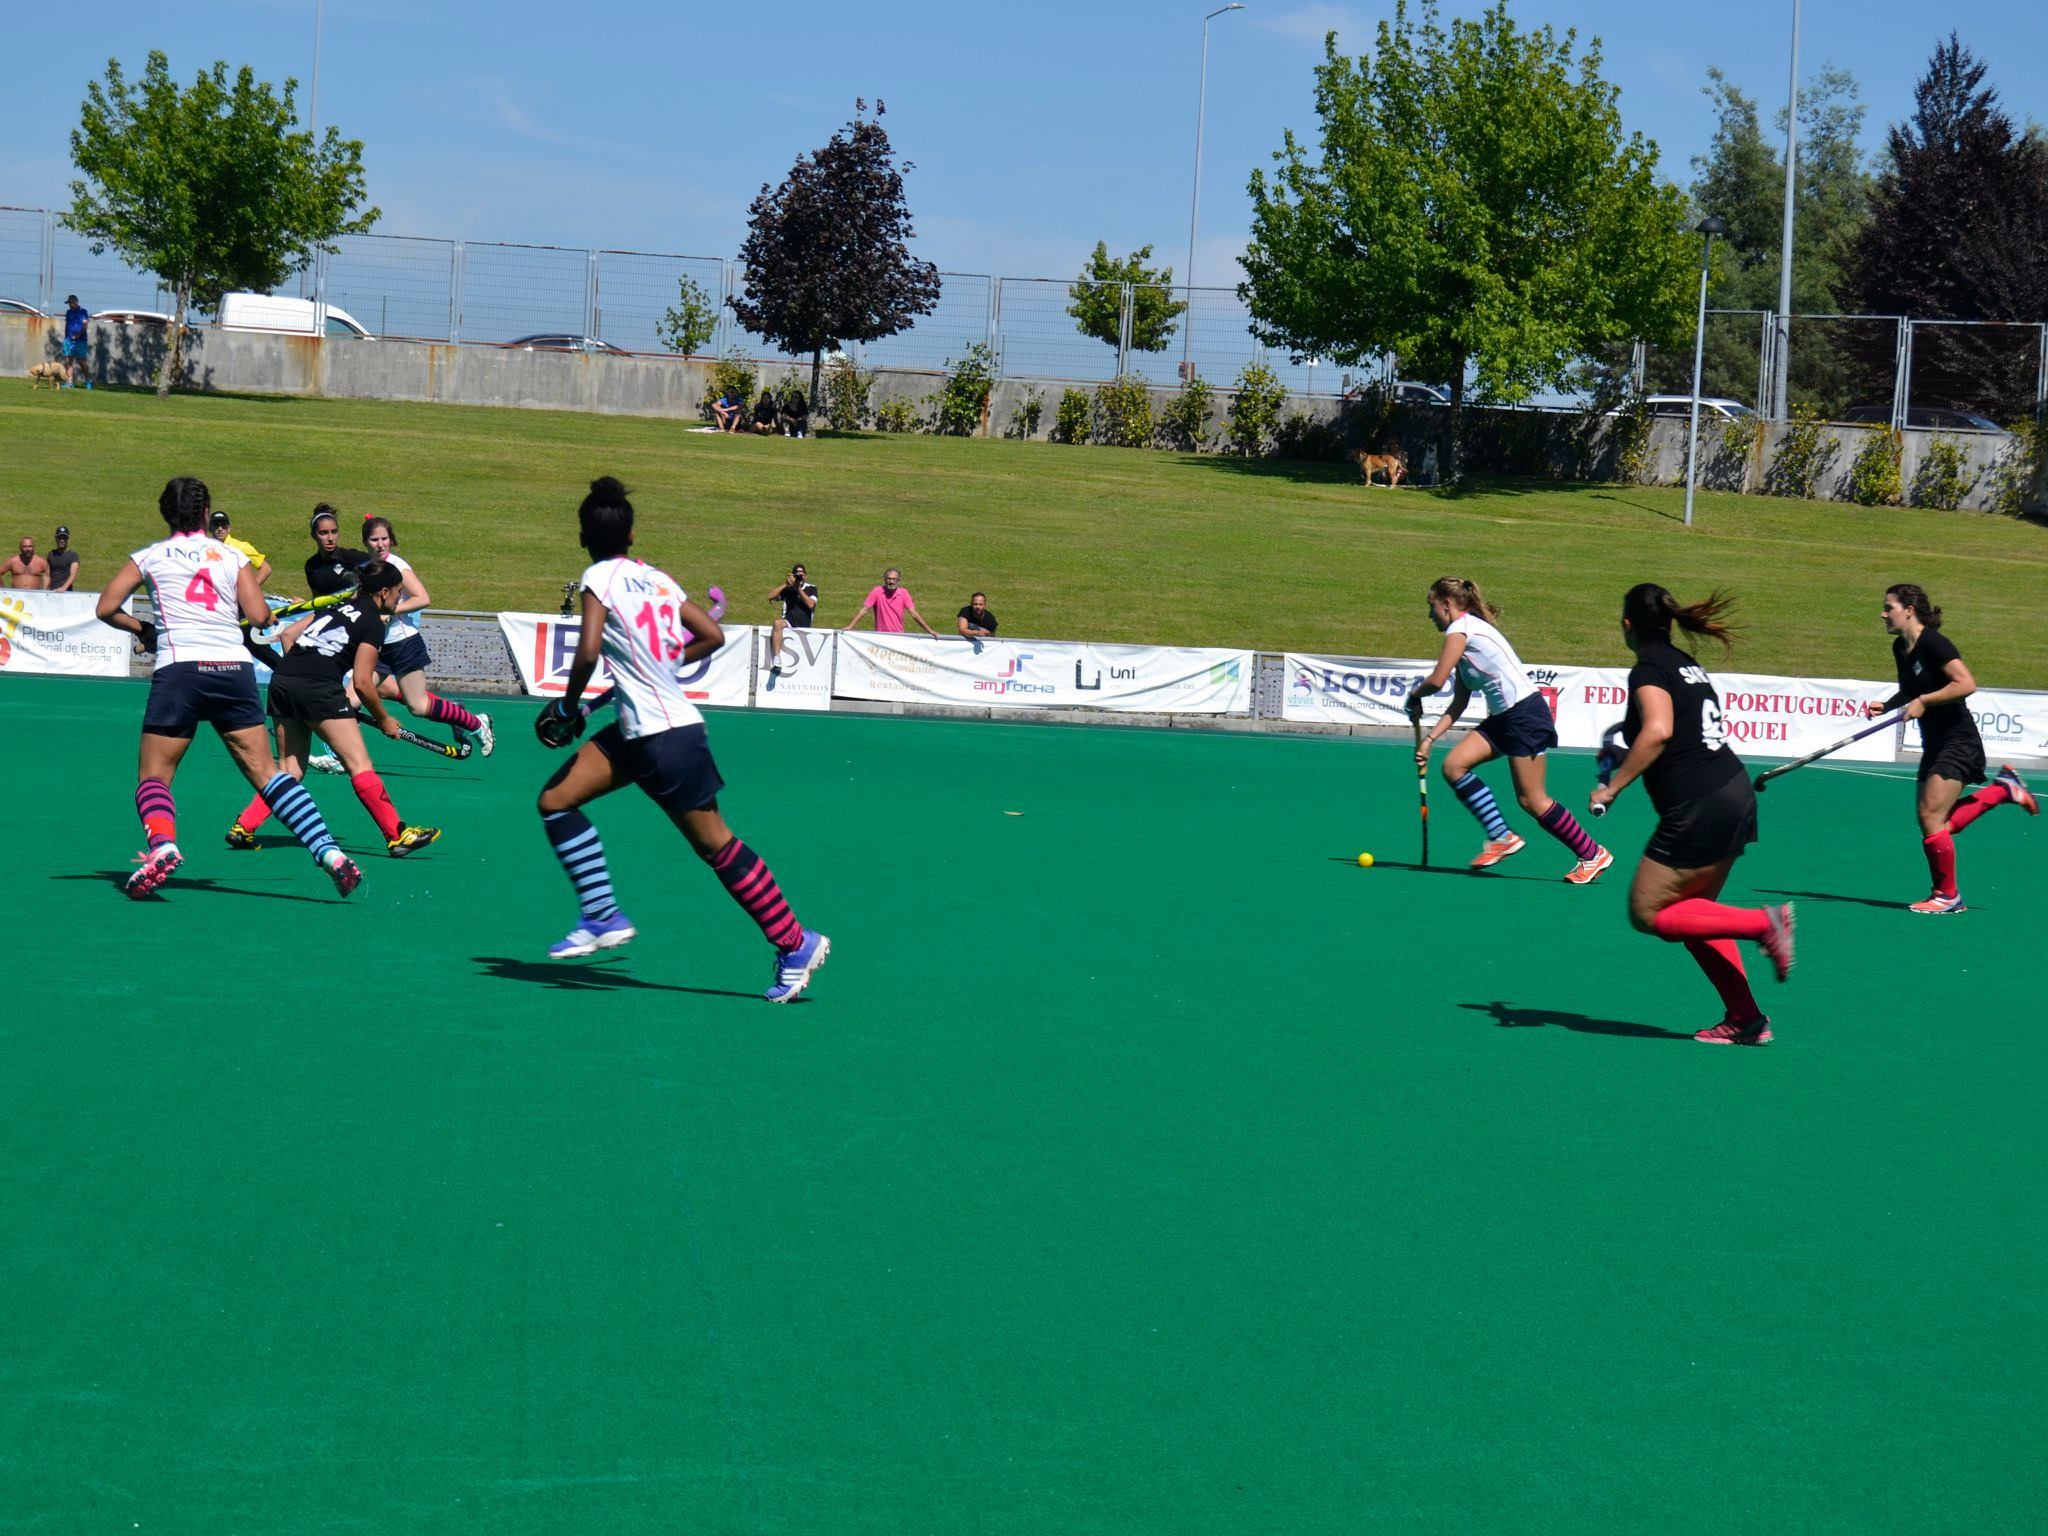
[1589, 723, 1627, 818]
[1412, 715, 1430, 867]
[242, 587, 359, 629]
[356, 711, 472, 760]
[1752, 711, 1903, 791]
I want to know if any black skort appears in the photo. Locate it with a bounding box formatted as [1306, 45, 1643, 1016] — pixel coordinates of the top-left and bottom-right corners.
[1917, 727, 1986, 787]
[1476, 691, 1559, 759]
[268, 670, 356, 723]
[141, 660, 265, 738]
[591, 721, 726, 817]
[376, 632, 432, 678]
[1645, 768, 1759, 869]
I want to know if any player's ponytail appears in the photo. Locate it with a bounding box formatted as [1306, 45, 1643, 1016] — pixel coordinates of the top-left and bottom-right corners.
[356, 558, 404, 596]
[159, 476, 210, 532]
[1885, 582, 1942, 629]
[1427, 576, 1501, 622]
[578, 476, 635, 561]
[360, 515, 397, 550]
[1623, 582, 1737, 649]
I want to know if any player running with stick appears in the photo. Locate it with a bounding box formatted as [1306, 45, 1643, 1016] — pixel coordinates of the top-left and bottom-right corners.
[224, 561, 441, 858]
[358, 514, 495, 754]
[1588, 584, 1793, 1046]
[1864, 583, 2035, 914]
[1405, 577, 1612, 882]
[93, 477, 362, 898]
[532, 477, 830, 1001]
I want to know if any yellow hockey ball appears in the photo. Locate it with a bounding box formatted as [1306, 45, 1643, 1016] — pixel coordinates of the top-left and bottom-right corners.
[1357, 852, 1375, 868]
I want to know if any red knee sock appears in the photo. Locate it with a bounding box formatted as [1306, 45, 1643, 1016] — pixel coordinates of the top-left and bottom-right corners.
[351, 771, 403, 841]
[1945, 784, 2010, 835]
[1650, 898, 1772, 943]
[426, 694, 481, 732]
[1921, 830, 1957, 898]
[235, 792, 273, 833]
[135, 779, 177, 849]
[1686, 939, 1763, 1022]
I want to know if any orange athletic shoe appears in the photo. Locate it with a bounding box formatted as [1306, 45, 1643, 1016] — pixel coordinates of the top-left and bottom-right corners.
[1470, 833, 1525, 869]
[1564, 847, 1614, 884]
[1995, 765, 2038, 816]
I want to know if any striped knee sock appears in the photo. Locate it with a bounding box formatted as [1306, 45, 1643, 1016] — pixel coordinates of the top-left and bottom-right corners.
[135, 779, 177, 849]
[543, 809, 620, 921]
[1536, 801, 1598, 859]
[259, 774, 339, 862]
[1451, 772, 1511, 840]
[351, 771, 403, 841]
[710, 839, 804, 951]
[427, 694, 482, 733]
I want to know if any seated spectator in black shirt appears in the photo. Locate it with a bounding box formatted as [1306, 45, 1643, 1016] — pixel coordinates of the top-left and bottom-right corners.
[751, 390, 780, 434]
[957, 592, 998, 638]
[779, 386, 810, 438]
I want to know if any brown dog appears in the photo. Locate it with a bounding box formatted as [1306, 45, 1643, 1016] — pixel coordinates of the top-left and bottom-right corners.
[28, 361, 69, 390]
[1354, 447, 1408, 488]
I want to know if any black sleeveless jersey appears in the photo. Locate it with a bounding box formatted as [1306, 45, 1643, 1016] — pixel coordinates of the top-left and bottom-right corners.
[1624, 641, 1745, 815]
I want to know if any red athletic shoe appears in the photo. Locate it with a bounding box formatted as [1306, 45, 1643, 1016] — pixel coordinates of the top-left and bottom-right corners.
[1908, 892, 1967, 915]
[1995, 764, 2038, 816]
[322, 848, 363, 897]
[124, 843, 182, 899]
[1759, 902, 1796, 982]
[1694, 1015, 1773, 1046]
[1470, 832, 1526, 869]
[1564, 846, 1614, 885]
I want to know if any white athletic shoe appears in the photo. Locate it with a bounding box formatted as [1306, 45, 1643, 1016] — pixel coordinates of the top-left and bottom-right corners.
[307, 754, 346, 775]
[474, 712, 495, 757]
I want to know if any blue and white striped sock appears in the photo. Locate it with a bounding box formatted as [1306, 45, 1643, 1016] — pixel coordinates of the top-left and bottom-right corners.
[543, 809, 620, 922]
[1452, 772, 1512, 840]
[260, 774, 339, 862]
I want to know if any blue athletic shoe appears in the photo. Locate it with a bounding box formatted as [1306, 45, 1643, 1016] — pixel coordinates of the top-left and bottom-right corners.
[548, 910, 637, 958]
[764, 929, 830, 1003]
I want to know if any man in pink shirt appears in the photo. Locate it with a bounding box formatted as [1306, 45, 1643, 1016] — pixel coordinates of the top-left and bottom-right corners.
[844, 567, 938, 636]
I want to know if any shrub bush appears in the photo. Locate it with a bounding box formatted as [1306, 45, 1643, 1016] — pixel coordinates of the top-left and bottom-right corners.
[1608, 392, 1653, 483]
[1051, 388, 1091, 444]
[1911, 433, 1978, 511]
[1985, 416, 2044, 517]
[822, 356, 874, 431]
[1157, 375, 1215, 452]
[1093, 373, 1154, 449]
[1763, 402, 1839, 499]
[1844, 427, 1903, 506]
[874, 398, 920, 433]
[1226, 362, 1285, 455]
[926, 342, 996, 437]
[1007, 386, 1045, 440]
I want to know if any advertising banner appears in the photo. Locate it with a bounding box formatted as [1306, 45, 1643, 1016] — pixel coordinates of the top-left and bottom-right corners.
[496, 612, 753, 706]
[0, 590, 132, 678]
[754, 625, 835, 712]
[1904, 688, 2048, 762]
[834, 634, 1254, 714]
[1281, 654, 1591, 734]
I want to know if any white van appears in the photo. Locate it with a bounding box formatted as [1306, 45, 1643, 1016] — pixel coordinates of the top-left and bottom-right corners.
[218, 291, 374, 340]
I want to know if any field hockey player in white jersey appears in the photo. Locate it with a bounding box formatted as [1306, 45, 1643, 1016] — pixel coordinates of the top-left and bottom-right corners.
[531, 477, 830, 1002]
[359, 515, 494, 755]
[93, 476, 363, 899]
[1405, 576, 1613, 882]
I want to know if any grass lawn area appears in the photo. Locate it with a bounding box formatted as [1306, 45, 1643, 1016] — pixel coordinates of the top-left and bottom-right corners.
[6, 382, 2046, 685]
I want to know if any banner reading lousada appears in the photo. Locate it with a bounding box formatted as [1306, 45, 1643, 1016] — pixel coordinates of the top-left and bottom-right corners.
[496, 611, 753, 707]
[837, 633, 1253, 714]
[0, 590, 133, 678]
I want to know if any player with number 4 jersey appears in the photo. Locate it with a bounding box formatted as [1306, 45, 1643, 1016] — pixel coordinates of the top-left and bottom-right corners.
[1589, 584, 1793, 1046]
[530, 477, 830, 1002]
[94, 477, 361, 899]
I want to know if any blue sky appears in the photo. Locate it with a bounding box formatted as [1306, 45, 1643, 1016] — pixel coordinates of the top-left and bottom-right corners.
[7, 0, 2044, 284]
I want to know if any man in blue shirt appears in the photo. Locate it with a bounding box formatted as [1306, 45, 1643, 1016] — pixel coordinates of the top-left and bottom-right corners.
[62, 295, 91, 389]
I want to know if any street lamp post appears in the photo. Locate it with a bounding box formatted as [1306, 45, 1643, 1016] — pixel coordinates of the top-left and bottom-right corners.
[1770, 0, 1800, 420]
[311, 0, 327, 331]
[1684, 216, 1730, 529]
[1182, 3, 1245, 379]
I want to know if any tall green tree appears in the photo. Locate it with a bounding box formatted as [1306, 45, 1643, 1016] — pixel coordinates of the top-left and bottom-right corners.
[1241, 0, 1693, 438]
[1066, 243, 1187, 355]
[730, 100, 941, 409]
[69, 51, 377, 396]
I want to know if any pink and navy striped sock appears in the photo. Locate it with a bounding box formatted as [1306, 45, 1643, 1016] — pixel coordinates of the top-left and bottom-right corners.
[1537, 801, 1599, 860]
[710, 839, 804, 951]
[135, 779, 177, 849]
[426, 694, 482, 733]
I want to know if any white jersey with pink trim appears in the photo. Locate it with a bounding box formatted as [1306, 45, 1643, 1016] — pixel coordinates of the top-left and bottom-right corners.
[1447, 613, 1537, 716]
[132, 530, 251, 670]
[580, 557, 705, 740]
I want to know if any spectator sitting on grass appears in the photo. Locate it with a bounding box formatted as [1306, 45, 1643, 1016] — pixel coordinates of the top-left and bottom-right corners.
[779, 386, 810, 438]
[957, 592, 998, 638]
[844, 566, 938, 637]
[710, 388, 744, 432]
[751, 390, 780, 434]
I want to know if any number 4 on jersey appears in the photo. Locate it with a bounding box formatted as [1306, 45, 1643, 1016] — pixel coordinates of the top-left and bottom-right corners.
[184, 571, 220, 610]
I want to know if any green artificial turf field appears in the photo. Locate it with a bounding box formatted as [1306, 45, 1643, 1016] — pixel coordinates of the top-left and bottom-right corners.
[6, 383, 2048, 685]
[2, 673, 2041, 1533]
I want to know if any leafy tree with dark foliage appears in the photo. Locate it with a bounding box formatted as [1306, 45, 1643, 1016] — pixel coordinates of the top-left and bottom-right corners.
[1850, 35, 2048, 421]
[730, 101, 940, 412]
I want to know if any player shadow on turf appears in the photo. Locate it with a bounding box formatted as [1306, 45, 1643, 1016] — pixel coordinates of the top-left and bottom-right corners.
[471, 955, 772, 1002]
[1459, 1000, 1694, 1041]
[55, 871, 338, 905]
[1328, 856, 1555, 885]
[1754, 886, 1916, 912]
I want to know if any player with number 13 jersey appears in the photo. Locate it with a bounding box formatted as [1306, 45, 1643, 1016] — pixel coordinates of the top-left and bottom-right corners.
[1589, 584, 1794, 1047]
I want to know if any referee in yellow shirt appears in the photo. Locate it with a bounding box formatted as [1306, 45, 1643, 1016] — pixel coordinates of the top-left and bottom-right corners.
[207, 509, 273, 586]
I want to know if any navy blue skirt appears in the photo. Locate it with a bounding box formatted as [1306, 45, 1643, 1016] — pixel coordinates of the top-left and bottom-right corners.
[1476, 692, 1558, 759]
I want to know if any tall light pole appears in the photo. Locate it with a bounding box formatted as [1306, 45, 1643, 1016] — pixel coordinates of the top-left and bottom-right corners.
[310, 0, 324, 137]
[311, 0, 327, 326]
[1770, 0, 1800, 420]
[1182, 3, 1245, 379]
[1684, 216, 1730, 528]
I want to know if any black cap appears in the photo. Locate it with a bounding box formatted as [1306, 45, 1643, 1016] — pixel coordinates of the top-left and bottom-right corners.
[55, 525, 70, 538]
[208, 510, 230, 529]
[65, 294, 78, 306]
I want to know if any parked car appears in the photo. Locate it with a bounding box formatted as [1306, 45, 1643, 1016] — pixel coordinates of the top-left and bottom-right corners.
[1839, 403, 2006, 433]
[500, 334, 628, 355]
[218, 290, 373, 340]
[1393, 381, 1451, 406]
[0, 297, 43, 318]
[90, 309, 179, 327]
[1642, 394, 1755, 422]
